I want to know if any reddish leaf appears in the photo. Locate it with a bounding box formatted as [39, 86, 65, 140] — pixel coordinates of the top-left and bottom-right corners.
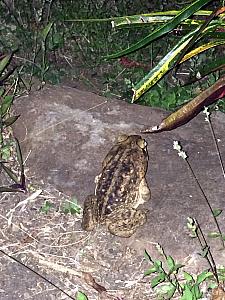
[119, 57, 149, 70]
[142, 76, 225, 133]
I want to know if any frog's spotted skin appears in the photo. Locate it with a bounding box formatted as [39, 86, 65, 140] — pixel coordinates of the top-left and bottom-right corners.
[81, 134, 150, 238]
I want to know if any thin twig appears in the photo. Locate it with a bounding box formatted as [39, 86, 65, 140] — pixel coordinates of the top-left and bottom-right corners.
[0, 248, 76, 300]
[208, 118, 225, 180]
[186, 159, 224, 248]
[194, 219, 219, 284]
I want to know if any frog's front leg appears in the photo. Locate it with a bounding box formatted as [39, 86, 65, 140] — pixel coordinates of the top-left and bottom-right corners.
[137, 178, 151, 206]
[107, 207, 147, 238]
[81, 195, 99, 231]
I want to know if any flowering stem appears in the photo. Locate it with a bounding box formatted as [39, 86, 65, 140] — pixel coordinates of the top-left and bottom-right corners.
[185, 159, 224, 248]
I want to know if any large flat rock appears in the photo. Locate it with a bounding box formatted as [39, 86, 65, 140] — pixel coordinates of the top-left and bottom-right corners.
[2, 85, 225, 299]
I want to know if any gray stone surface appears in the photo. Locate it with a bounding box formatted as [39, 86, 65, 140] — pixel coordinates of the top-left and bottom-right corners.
[1, 85, 225, 299]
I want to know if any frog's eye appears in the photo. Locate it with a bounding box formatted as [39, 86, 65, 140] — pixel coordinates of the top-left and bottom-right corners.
[137, 138, 147, 149]
[117, 134, 128, 143]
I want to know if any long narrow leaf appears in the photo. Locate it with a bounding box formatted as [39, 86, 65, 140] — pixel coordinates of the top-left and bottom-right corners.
[65, 10, 225, 23]
[1, 163, 19, 183]
[181, 40, 225, 63]
[132, 24, 217, 101]
[0, 186, 23, 193]
[0, 95, 14, 117]
[0, 66, 17, 84]
[112, 15, 204, 29]
[3, 115, 20, 127]
[15, 138, 23, 172]
[174, 6, 225, 67]
[132, 27, 201, 102]
[106, 0, 213, 59]
[14, 137, 26, 190]
[141, 76, 225, 133]
[0, 53, 13, 75]
[41, 22, 53, 42]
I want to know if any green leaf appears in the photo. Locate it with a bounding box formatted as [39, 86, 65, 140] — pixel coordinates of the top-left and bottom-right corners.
[218, 274, 225, 281]
[0, 54, 12, 75]
[165, 284, 177, 298]
[192, 284, 202, 298]
[41, 22, 53, 42]
[1, 163, 19, 183]
[183, 271, 194, 282]
[40, 201, 53, 213]
[112, 13, 206, 29]
[173, 263, 185, 273]
[196, 271, 213, 284]
[156, 283, 177, 298]
[0, 88, 4, 97]
[106, 0, 212, 59]
[1, 144, 11, 160]
[174, 7, 224, 68]
[180, 285, 194, 300]
[62, 199, 81, 215]
[65, 10, 221, 25]
[132, 27, 200, 101]
[166, 255, 175, 272]
[0, 95, 14, 117]
[76, 291, 88, 300]
[217, 266, 225, 274]
[151, 272, 166, 288]
[213, 209, 223, 217]
[133, 21, 219, 101]
[153, 259, 162, 270]
[208, 282, 218, 289]
[181, 40, 225, 65]
[208, 232, 221, 238]
[144, 266, 157, 276]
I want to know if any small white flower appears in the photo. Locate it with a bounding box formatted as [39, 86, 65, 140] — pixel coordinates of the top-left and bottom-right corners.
[173, 141, 187, 160]
[196, 71, 201, 79]
[178, 151, 187, 160]
[173, 140, 181, 151]
[203, 106, 210, 122]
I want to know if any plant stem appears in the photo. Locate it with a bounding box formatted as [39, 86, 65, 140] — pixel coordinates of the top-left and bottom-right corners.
[195, 219, 219, 285]
[186, 159, 224, 248]
[208, 118, 225, 180]
[145, 250, 182, 295]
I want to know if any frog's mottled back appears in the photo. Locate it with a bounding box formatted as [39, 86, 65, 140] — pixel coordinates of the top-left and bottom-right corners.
[82, 134, 150, 237]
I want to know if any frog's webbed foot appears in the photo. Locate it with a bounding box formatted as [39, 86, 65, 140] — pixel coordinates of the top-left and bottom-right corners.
[81, 195, 98, 231]
[107, 208, 147, 238]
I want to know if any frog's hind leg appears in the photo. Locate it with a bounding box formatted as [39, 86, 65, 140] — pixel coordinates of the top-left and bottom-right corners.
[81, 195, 98, 231]
[107, 207, 147, 238]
